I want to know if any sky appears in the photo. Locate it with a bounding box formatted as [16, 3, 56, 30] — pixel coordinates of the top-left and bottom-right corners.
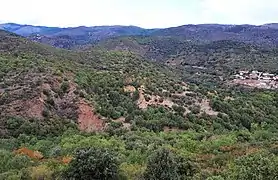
[0, 0, 277, 28]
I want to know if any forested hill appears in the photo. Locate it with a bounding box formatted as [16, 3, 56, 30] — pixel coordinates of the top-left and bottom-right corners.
[93, 36, 278, 74]
[1, 23, 278, 49]
[0, 28, 278, 179]
[152, 24, 278, 48]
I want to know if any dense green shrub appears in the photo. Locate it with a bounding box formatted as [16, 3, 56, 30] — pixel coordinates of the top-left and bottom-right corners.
[144, 148, 196, 180]
[60, 81, 70, 93]
[227, 153, 278, 180]
[63, 147, 120, 180]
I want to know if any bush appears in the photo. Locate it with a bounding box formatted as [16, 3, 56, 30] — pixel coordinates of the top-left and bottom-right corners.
[236, 131, 252, 142]
[144, 148, 196, 180]
[42, 108, 50, 118]
[227, 153, 278, 180]
[172, 105, 185, 115]
[132, 90, 140, 101]
[63, 147, 120, 180]
[60, 81, 70, 93]
[144, 148, 179, 180]
[30, 165, 54, 180]
[189, 105, 201, 114]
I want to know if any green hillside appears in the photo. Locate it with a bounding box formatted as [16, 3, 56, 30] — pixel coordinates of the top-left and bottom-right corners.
[94, 36, 278, 73]
[0, 30, 278, 179]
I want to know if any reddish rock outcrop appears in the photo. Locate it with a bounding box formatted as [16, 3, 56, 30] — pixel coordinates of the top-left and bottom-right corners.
[77, 100, 104, 132]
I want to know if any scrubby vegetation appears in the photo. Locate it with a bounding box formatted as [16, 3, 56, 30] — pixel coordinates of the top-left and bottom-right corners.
[95, 36, 278, 72]
[1, 127, 278, 179]
[0, 30, 277, 179]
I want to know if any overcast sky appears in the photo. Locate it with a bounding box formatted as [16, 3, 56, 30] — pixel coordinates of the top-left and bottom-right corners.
[0, 0, 277, 28]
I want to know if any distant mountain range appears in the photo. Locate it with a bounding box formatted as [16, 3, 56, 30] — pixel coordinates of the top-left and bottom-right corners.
[1, 23, 278, 49]
[0, 23, 155, 49]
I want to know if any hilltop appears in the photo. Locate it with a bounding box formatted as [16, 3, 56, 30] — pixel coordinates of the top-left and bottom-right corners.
[0, 23, 154, 49]
[1, 23, 278, 49]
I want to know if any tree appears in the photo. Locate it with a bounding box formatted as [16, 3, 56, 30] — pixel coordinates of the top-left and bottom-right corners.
[176, 156, 197, 179]
[144, 148, 179, 180]
[60, 81, 70, 93]
[132, 90, 140, 101]
[172, 105, 185, 116]
[240, 114, 252, 131]
[63, 147, 120, 180]
[144, 148, 196, 180]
